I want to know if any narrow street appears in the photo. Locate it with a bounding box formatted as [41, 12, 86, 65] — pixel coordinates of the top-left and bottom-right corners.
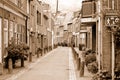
[12, 47, 74, 80]
[0, 0, 120, 80]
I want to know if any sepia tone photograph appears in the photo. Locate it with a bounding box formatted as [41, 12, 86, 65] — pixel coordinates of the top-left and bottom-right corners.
[0, 0, 120, 80]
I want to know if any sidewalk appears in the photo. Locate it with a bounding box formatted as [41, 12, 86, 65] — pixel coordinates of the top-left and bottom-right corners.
[0, 49, 52, 80]
[74, 47, 93, 80]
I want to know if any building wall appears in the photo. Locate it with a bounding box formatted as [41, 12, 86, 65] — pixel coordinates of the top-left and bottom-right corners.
[101, 0, 120, 72]
[29, 0, 51, 54]
[55, 25, 64, 44]
[29, 0, 52, 54]
[63, 30, 68, 43]
[36, 1, 42, 50]
[80, 0, 120, 74]
[0, 0, 28, 74]
[29, 0, 36, 55]
[102, 21, 112, 71]
[0, 0, 54, 74]
[0, 0, 28, 55]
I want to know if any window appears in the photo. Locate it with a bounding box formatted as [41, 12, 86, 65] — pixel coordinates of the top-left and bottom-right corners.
[114, 0, 118, 10]
[13, 23, 17, 44]
[43, 15, 48, 28]
[13, 24, 25, 44]
[103, 0, 119, 10]
[102, 0, 110, 9]
[17, 24, 26, 43]
[3, 19, 8, 57]
[17, 24, 22, 43]
[37, 11, 41, 25]
[9, 21, 14, 40]
[22, 25, 26, 42]
[4, 19, 8, 48]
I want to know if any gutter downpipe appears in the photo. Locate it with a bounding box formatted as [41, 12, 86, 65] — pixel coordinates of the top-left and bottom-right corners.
[98, 0, 102, 80]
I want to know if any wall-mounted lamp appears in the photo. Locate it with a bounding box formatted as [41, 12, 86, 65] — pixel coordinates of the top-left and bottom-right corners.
[37, 30, 41, 38]
[30, 28, 35, 37]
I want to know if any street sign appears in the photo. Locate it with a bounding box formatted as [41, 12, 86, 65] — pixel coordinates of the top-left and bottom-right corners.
[105, 16, 119, 26]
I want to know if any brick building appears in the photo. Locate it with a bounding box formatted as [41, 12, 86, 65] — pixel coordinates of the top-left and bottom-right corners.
[0, 0, 29, 74]
[81, 0, 120, 79]
[29, 0, 54, 55]
[72, 11, 81, 47]
[100, 0, 120, 79]
[29, 0, 44, 55]
[0, 0, 54, 74]
[67, 22, 73, 45]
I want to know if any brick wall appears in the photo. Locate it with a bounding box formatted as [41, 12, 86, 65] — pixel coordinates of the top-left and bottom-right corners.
[102, 0, 120, 10]
[82, 1, 96, 18]
[102, 26, 112, 72]
[101, 0, 120, 72]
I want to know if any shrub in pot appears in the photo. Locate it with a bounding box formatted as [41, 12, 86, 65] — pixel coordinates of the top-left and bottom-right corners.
[85, 53, 96, 66]
[5, 40, 29, 68]
[37, 47, 42, 56]
[87, 61, 98, 74]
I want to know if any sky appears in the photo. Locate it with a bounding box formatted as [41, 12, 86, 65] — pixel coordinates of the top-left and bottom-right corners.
[40, 0, 83, 13]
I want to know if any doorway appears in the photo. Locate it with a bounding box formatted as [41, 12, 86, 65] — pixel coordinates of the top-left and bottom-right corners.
[92, 25, 96, 51]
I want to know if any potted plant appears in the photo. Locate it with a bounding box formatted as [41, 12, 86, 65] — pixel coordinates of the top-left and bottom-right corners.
[36, 47, 42, 56]
[5, 40, 29, 68]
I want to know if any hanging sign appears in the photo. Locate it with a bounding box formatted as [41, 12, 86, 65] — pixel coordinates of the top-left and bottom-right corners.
[105, 16, 119, 26]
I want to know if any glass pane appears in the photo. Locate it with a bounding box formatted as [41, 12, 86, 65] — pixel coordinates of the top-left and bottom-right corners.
[9, 21, 13, 40]
[4, 19, 8, 29]
[4, 19, 8, 47]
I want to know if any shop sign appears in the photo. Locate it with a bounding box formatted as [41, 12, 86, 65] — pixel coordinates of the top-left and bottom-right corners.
[105, 16, 119, 26]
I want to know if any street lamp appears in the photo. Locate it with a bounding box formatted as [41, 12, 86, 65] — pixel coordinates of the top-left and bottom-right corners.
[37, 30, 41, 38]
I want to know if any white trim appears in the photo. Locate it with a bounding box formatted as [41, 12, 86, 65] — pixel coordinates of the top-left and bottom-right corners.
[81, 18, 97, 23]
[112, 33, 115, 80]
[112, 0, 114, 10]
[0, 18, 2, 63]
[0, 4, 25, 19]
[80, 30, 88, 33]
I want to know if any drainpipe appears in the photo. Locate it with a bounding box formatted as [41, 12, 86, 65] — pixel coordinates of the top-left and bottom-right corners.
[112, 32, 115, 80]
[98, 0, 102, 79]
[25, 16, 28, 44]
[112, 0, 115, 80]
